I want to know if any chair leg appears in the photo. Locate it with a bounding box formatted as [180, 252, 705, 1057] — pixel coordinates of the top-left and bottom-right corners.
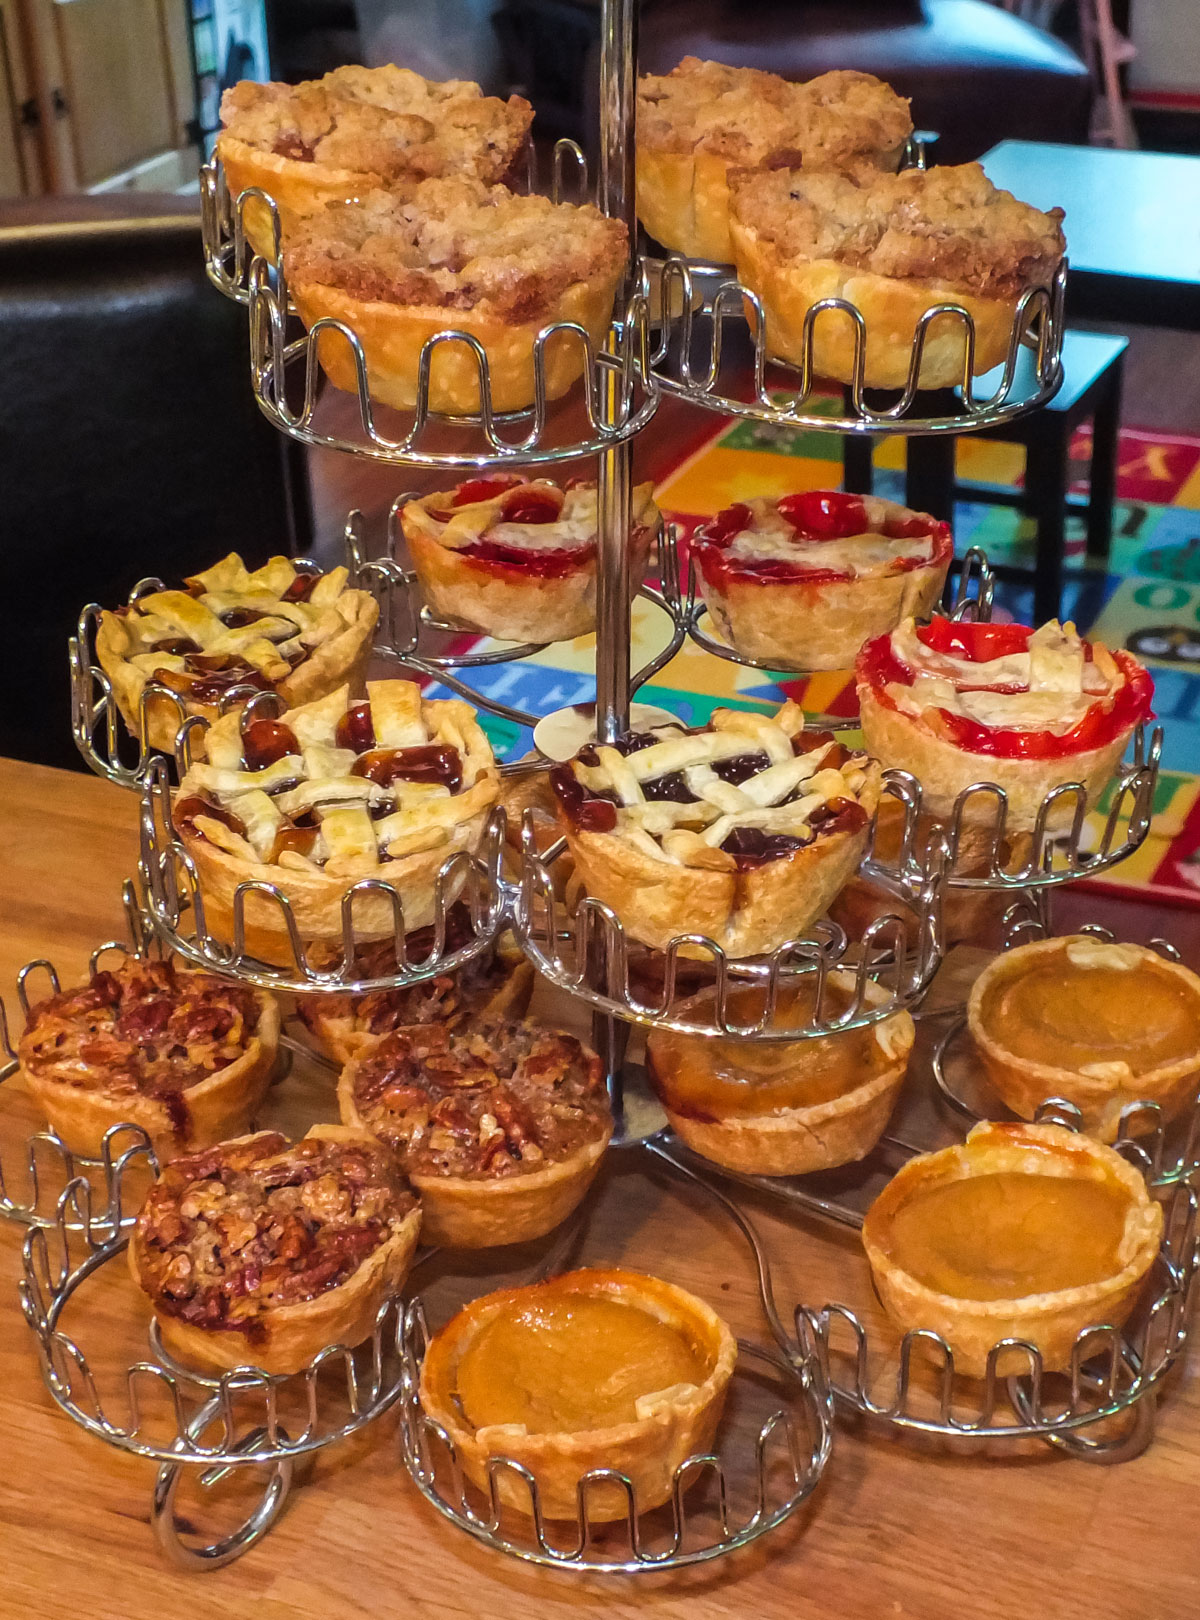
[1024, 423, 1069, 623]
[843, 435, 874, 495]
[1085, 354, 1124, 565]
[905, 436, 957, 524]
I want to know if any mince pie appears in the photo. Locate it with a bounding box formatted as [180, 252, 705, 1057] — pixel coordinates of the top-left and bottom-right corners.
[419, 1267, 737, 1519]
[728, 162, 1065, 389]
[217, 64, 533, 256]
[400, 475, 661, 644]
[129, 1125, 421, 1374]
[692, 489, 951, 669]
[18, 956, 280, 1162]
[96, 552, 378, 755]
[550, 704, 881, 957]
[174, 678, 500, 964]
[637, 58, 911, 262]
[283, 177, 628, 415]
[862, 1120, 1162, 1378]
[855, 616, 1154, 831]
[338, 1019, 611, 1247]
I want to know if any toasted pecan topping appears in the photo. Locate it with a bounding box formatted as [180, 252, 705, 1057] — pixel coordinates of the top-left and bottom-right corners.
[282, 178, 628, 322]
[730, 162, 1065, 300]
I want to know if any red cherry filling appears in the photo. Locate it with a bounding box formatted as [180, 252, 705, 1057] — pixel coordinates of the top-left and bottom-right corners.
[282, 564, 322, 603]
[241, 719, 300, 770]
[498, 487, 563, 524]
[153, 661, 273, 702]
[336, 701, 376, 753]
[452, 476, 523, 507]
[351, 744, 463, 793]
[550, 765, 618, 833]
[267, 824, 319, 862]
[174, 796, 247, 839]
[777, 490, 868, 540]
[460, 538, 591, 579]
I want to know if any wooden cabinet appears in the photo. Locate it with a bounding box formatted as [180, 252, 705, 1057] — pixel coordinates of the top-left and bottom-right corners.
[0, 0, 42, 195]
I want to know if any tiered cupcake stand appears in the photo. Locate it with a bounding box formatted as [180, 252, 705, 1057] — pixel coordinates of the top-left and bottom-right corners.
[7, 0, 1196, 1577]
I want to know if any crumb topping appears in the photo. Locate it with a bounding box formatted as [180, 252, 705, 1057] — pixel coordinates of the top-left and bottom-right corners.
[219, 65, 532, 185]
[730, 162, 1065, 299]
[283, 178, 628, 322]
[639, 58, 911, 176]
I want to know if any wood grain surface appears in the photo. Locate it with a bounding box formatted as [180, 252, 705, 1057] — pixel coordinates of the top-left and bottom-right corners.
[1, 755, 1198, 1620]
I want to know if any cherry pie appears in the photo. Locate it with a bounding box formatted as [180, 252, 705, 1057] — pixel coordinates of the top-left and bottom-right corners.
[692, 489, 951, 669]
[401, 475, 660, 644]
[550, 704, 881, 957]
[174, 678, 500, 963]
[96, 552, 378, 755]
[18, 955, 280, 1161]
[855, 616, 1154, 829]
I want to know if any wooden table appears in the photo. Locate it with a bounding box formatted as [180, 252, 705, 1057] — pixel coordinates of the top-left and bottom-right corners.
[3, 755, 1200, 1620]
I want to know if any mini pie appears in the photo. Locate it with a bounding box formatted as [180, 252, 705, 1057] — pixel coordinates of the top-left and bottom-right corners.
[338, 1020, 611, 1247]
[129, 1125, 421, 1375]
[691, 489, 951, 670]
[217, 65, 533, 256]
[400, 475, 661, 644]
[17, 956, 279, 1162]
[728, 162, 1066, 389]
[861, 1119, 1163, 1379]
[637, 58, 911, 262]
[95, 553, 378, 755]
[550, 706, 881, 957]
[297, 925, 534, 1066]
[418, 1267, 737, 1519]
[646, 973, 913, 1175]
[968, 935, 1200, 1143]
[174, 678, 500, 964]
[855, 616, 1154, 831]
[283, 178, 628, 415]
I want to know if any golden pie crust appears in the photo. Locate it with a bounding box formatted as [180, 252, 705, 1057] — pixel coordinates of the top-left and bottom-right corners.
[636, 60, 911, 262]
[418, 1267, 737, 1519]
[968, 936, 1200, 1143]
[95, 554, 378, 756]
[862, 1120, 1163, 1378]
[129, 1125, 422, 1375]
[728, 163, 1065, 389]
[284, 179, 628, 415]
[646, 972, 913, 1175]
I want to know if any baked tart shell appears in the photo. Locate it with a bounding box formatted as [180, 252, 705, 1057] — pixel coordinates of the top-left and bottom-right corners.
[862, 1120, 1163, 1379]
[128, 1125, 422, 1376]
[967, 938, 1200, 1143]
[216, 135, 373, 260]
[418, 1267, 738, 1519]
[20, 991, 281, 1162]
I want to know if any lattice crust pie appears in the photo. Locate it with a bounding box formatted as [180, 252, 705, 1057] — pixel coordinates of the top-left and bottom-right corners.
[862, 1120, 1162, 1379]
[636, 58, 912, 262]
[174, 678, 500, 964]
[283, 178, 629, 415]
[968, 936, 1200, 1143]
[297, 920, 534, 1066]
[419, 1268, 737, 1520]
[647, 975, 914, 1176]
[129, 1125, 421, 1375]
[855, 616, 1154, 831]
[338, 1019, 612, 1247]
[95, 553, 378, 756]
[17, 956, 280, 1162]
[400, 475, 661, 644]
[692, 489, 951, 670]
[728, 162, 1066, 389]
[217, 65, 533, 256]
[550, 705, 882, 957]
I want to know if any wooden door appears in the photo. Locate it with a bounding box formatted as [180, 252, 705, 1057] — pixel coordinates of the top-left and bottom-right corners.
[51, 0, 175, 185]
[0, 0, 42, 195]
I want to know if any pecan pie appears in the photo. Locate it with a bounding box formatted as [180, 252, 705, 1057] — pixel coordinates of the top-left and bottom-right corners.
[95, 553, 378, 755]
[216, 65, 533, 255]
[419, 1268, 737, 1519]
[284, 178, 629, 414]
[400, 475, 661, 644]
[174, 678, 500, 964]
[18, 956, 279, 1161]
[691, 489, 951, 669]
[129, 1125, 422, 1374]
[550, 706, 881, 957]
[855, 616, 1154, 830]
[862, 1120, 1162, 1378]
[728, 161, 1066, 388]
[338, 1020, 611, 1246]
[637, 58, 911, 261]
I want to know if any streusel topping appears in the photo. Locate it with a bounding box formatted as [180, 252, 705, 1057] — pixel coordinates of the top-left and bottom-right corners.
[283, 178, 628, 322]
[730, 162, 1065, 299]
